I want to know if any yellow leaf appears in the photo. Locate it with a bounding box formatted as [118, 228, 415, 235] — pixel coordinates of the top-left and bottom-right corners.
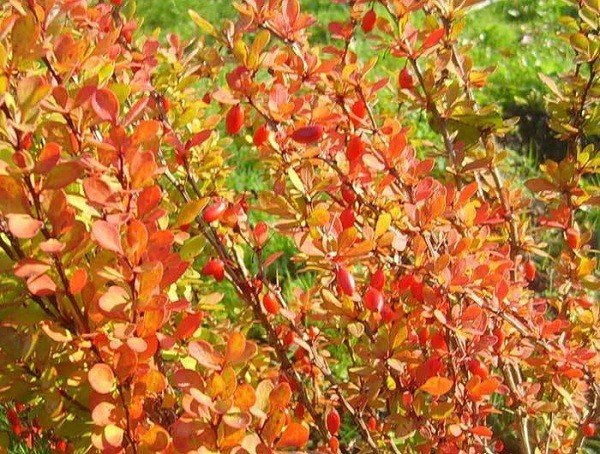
[188, 10, 217, 36]
[308, 208, 330, 227]
[375, 213, 391, 238]
[287, 167, 305, 194]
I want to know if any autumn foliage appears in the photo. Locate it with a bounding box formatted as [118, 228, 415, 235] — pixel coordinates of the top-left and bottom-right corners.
[0, 0, 599, 453]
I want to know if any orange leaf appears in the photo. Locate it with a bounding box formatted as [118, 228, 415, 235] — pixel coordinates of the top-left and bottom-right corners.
[43, 161, 83, 190]
[69, 268, 88, 294]
[234, 383, 256, 411]
[470, 425, 493, 438]
[92, 220, 123, 254]
[188, 340, 223, 370]
[225, 332, 247, 364]
[269, 382, 292, 412]
[88, 363, 116, 394]
[419, 376, 453, 396]
[140, 424, 170, 451]
[276, 422, 309, 449]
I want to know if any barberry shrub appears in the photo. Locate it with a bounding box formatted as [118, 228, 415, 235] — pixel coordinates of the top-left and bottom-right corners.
[0, 0, 598, 453]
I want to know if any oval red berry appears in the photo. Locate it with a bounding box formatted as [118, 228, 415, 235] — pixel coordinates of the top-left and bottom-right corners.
[361, 10, 376, 33]
[524, 260, 536, 282]
[337, 267, 355, 296]
[226, 104, 244, 135]
[346, 135, 365, 162]
[326, 408, 341, 435]
[263, 293, 280, 315]
[340, 207, 355, 230]
[203, 200, 227, 223]
[364, 287, 384, 312]
[341, 186, 356, 204]
[202, 258, 225, 282]
[370, 268, 385, 291]
[253, 123, 269, 146]
[399, 68, 414, 89]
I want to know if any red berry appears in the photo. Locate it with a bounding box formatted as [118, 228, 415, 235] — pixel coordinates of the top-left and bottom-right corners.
[12, 423, 22, 436]
[20, 132, 33, 150]
[399, 68, 414, 89]
[468, 358, 489, 379]
[203, 200, 227, 223]
[410, 279, 424, 302]
[346, 135, 365, 162]
[326, 408, 341, 435]
[202, 93, 212, 104]
[493, 327, 504, 352]
[370, 268, 385, 291]
[283, 330, 295, 347]
[524, 260, 536, 282]
[291, 125, 324, 144]
[431, 331, 448, 351]
[336, 267, 355, 296]
[364, 287, 384, 312]
[122, 29, 132, 44]
[565, 228, 580, 249]
[381, 304, 394, 323]
[7, 409, 19, 426]
[495, 440, 504, 452]
[341, 185, 356, 204]
[367, 416, 377, 431]
[111, 0, 122, 6]
[583, 422, 596, 438]
[253, 123, 269, 146]
[202, 258, 225, 282]
[225, 104, 244, 135]
[402, 391, 413, 408]
[417, 327, 429, 346]
[161, 97, 170, 113]
[263, 293, 280, 315]
[56, 440, 68, 452]
[329, 436, 340, 452]
[340, 207, 355, 230]
[361, 10, 376, 33]
[14, 403, 24, 412]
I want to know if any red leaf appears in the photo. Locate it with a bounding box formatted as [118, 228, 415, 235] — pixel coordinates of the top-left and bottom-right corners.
[174, 313, 203, 339]
[422, 28, 445, 49]
[92, 89, 120, 124]
[92, 220, 123, 254]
